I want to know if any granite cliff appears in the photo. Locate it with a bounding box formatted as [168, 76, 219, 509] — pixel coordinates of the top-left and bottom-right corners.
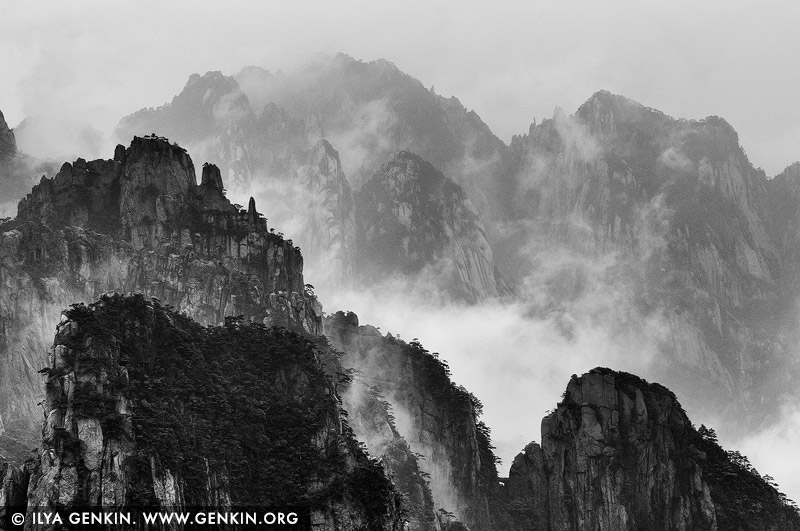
[0, 136, 322, 459]
[115, 56, 508, 295]
[286, 139, 358, 288]
[494, 91, 800, 430]
[356, 152, 505, 302]
[117, 73, 359, 288]
[0, 134, 501, 531]
[2, 293, 402, 530]
[0, 111, 16, 161]
[0, 110, 58, 218]
[503, 368, 800, 531]
[326, 311, 502, 531]
[338, 375, 437, 531]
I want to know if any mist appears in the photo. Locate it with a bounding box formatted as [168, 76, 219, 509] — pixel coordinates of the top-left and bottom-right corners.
[14, 116, 109, 162]
[321, 278, 800, 508]
[320, 277, 662, 472]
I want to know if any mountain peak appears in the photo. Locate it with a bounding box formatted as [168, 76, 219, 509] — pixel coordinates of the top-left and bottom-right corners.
[184, 70, 229, 89]
[117, 71, 251, 144]
[201, 162, 224, 191]
[393, 150, 425, 163]
[574, 90, 655, 136]
[128, 133, 189, 159]
[782, 161, 800, 177]
[0, 109, 16, 159]
[505, 368, 800, 529]
[313, 138, 340, 159]
[383, 151, 449, 191]
[580, 90, 645, 112]
[356, 151, 502, 302]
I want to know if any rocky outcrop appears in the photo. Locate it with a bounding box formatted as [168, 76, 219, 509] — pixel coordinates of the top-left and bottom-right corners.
[117, 71, 259, 194]
[356, 152, 504, 302]
[341, 378, 437, 531]
[116, 73, 359, 289]
[326, 311, 501, 531]
[16, 293, 402, 530]
[503, 368, 800, 530]
[0, 136, 322, 460]
[115, 58, 510, 291]
[290, 140, 357, 287]
[494, 90, 797, 428]
[117, 71, 252, 145]
[765, 162, 800, 294]
[0, 111, 16, 160]
[0, 110, 59, 219]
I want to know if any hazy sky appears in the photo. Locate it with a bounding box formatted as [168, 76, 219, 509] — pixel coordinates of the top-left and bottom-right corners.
[2, 1, 799, 174]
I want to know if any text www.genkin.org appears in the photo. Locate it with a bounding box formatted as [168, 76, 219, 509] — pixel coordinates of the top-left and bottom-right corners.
[14, 509, 306, 528]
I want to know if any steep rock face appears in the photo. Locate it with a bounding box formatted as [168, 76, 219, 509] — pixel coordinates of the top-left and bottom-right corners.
[496, 91, 791, 424]
[326, 311, 501, 531]
[295, 140, 358, 287]
[341, 377, 437, 531]
[115, 58, 510, 291]
[116, 74, 359, 289]
[504, 368, 800, 531]
[117, 71, 259, 193]
[0, 111, 16, 160]
[18, 293, 402, 530]
[356, 152, 503, 302]
[0, 136, 322, 458]
[765, 162, 800, 295]
[117, 71, 253, 145]
[0, 109, 58, 218]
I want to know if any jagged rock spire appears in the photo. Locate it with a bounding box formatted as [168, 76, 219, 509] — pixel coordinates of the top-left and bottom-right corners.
[248, 196, 257, 225]
[0, 109, 17, 159]
[201, 162, 224, 191]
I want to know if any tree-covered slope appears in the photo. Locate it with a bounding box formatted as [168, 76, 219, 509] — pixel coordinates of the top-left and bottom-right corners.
[12, 293, 402, 530]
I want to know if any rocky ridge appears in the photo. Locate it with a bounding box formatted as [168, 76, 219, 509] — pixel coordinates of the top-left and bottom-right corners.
[494, 90, 800, 427]
[117, 75, 359, 289]
[503, 368, 800, 530]
[0, 136, 322, 458]
[230, 54, 506, 193]
[0, 111, 16, 160]
[0, 109, 59, 218]
[339, 377, 437, 531]
[115, 57, 509, 295]
[2, 293, 402, 530]
[326, 311, 502, 531]
[113, 66, 800, 428]
[356, 152, 505, 302]
[281, 139, 358, 288]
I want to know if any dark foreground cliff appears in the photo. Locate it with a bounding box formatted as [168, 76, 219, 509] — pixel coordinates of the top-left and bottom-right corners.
[503, 368, 800, 531]
[1, 293, 402, 530]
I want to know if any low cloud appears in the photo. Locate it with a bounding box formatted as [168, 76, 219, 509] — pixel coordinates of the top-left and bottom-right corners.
[14, 117, 108, 162]
[324, 98, 398, 185]
[323, 281, 665, 472]
[737, 403, 800, 506]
